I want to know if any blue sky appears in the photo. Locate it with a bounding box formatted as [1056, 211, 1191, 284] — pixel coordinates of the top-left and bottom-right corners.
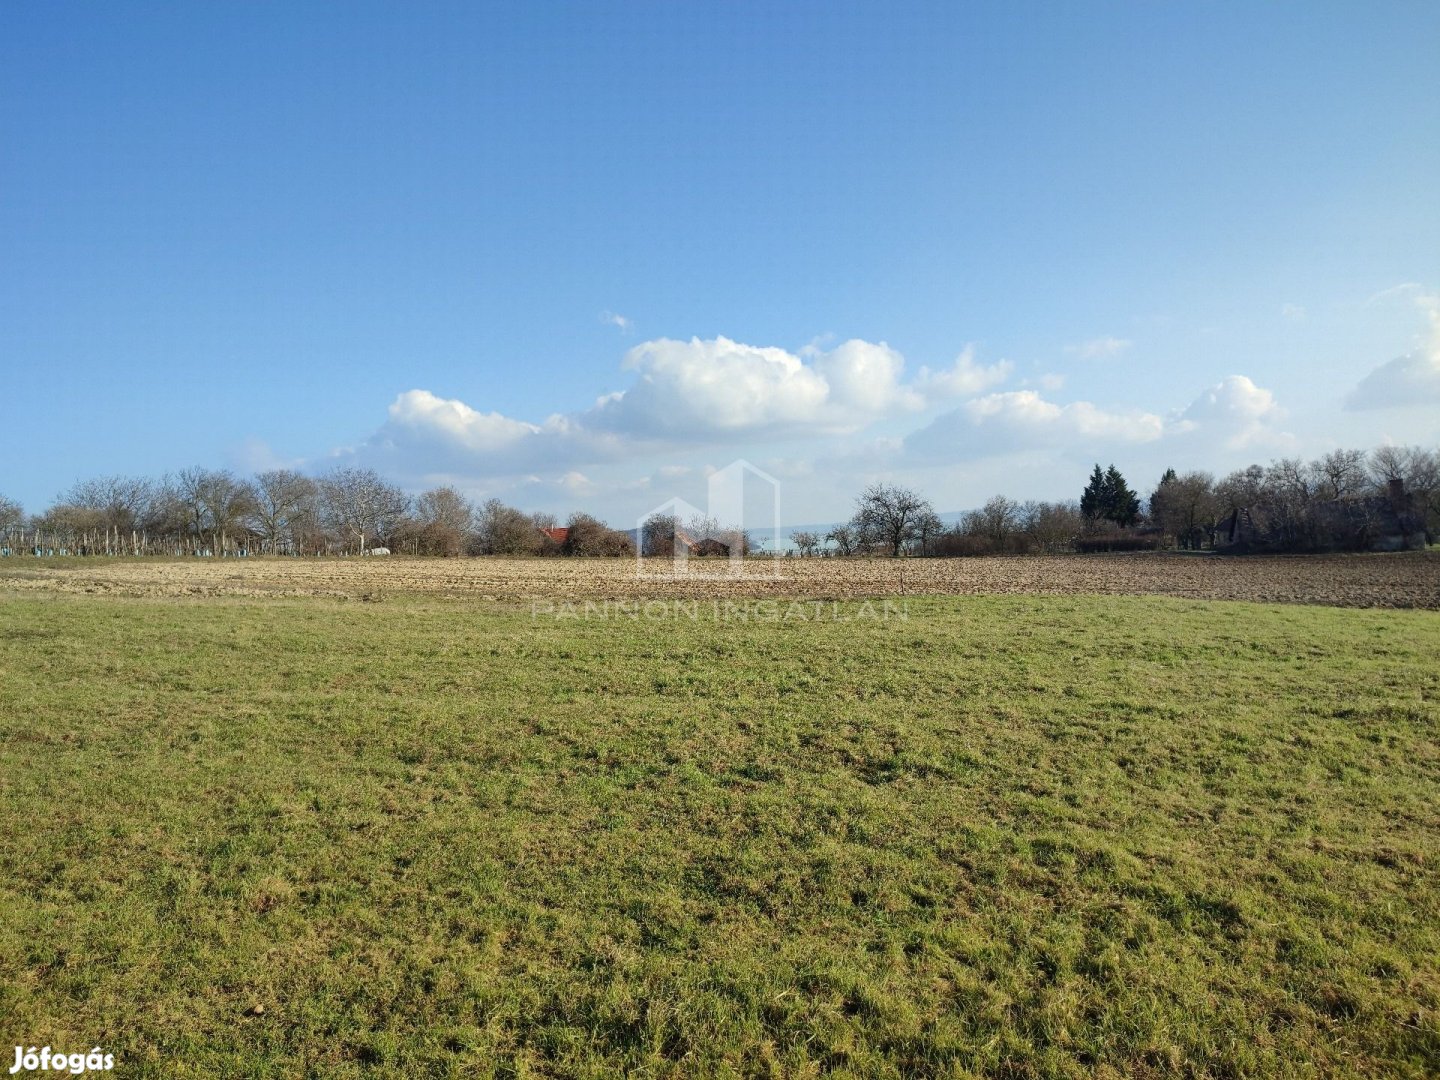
[3, 2, 1438, 525]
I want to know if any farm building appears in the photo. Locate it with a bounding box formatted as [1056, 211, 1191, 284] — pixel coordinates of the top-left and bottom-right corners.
[1216, 478, 1428, 553]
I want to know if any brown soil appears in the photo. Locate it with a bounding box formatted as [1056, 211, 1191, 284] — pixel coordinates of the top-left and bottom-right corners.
[3, 552, 1439, 608]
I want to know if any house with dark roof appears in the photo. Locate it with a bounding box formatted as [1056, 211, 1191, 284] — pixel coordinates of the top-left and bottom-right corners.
[1216, 479, 1428, 553]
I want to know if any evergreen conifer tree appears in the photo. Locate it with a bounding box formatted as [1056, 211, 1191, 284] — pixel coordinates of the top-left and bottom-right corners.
[1080, 464, 1106, 521]
[1105, 465, 1141, 527]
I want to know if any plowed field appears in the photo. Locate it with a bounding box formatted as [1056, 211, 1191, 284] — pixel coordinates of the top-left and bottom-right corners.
[3, 551, 1438, 607]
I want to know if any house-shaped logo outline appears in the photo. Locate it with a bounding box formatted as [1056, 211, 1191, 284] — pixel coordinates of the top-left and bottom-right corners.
[635, 458, 784, 579]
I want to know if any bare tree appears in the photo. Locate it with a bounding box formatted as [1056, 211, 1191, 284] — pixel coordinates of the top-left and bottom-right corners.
[976, 496, 1018, 546]
[165, 468, 256, 553]
[790, 530, 819, 557]
[562, 512, 634, 557]
[1150, 471, 1218, 548]
[1368, 445, 1414, 485]
[475, 498, 543, 555]
[415, 486, 474, 533]
[955, 496, 1024, 554]
[174, 467, 217, 549]
[911, 510, 945, 555]
[32, 502, 102, 550]
[208, 472, 258, 553]
[1215, 464, 1266, 512]
[249, 470, 319, 554]
[825, 523, 859, 556]
[685, 513, 748, 556]
[1369, 445, 1440, 539]
[62, 475, 154, 535]
[643, 513, 681, 557]
[851, 482, 935, 557]
[0, 498, 24, 535]
[529, 511, 562, 555]
[0, 494, 23, 547]
[1262, 458, 1320, 548]
[1314, 449, 1367, 500]
[1368, 444, 1439, 491]
[1021, 501, 1084, 553]
[399, 486, 476, 556]
[138, 476, 188, 550]
[319, 467, 409, 555]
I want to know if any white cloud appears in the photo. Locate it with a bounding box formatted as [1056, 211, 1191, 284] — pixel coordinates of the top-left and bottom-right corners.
[1064, 336, 1132, 360]
[343, 335, 1002, 482]
[588, 336, 933, 438]
[907, 389, 1164, 458]
[323, 329, 1306, 525]
[1168, 375, 1289, 449]
[385, 389, 543, 451]
[914, 345, 1012, 398]
[596, 337, 832, 435]
[814, 338, 927, 412]
[601, 310, 633, 333]
[360, 389, 628, 479]
[758, 457, 816, 480]
[1364, 282, 1426, 308]
[1346, 292, 1440, 411]
[230, 436, 302, 473]
[905, 374, 1290, 462]
[963, 391, 1164, 441]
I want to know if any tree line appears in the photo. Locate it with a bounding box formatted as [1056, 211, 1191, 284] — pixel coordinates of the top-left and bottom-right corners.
[0, 467, 633, 558]
[786, 442, 1439, 557]
[2, 441, 1435, 560]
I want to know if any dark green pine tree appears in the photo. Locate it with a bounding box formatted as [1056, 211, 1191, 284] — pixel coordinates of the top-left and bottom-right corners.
[1080, 464, 1106, 521]
[1149, 467, 1177, 526]
[1150, 468, 1177, 515]
[1104, 464, 1141, 527]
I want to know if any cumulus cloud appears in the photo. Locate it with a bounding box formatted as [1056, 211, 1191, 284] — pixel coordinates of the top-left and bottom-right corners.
[1346, 292, 1440, 410]
[344, 335, 1010, 480]
[385, 390, 544, 451]
[333, 330, 1304, 504]
[907, 389, 1164, 458]
[362, 389, 627, 478]
[1169, 375, 1288, 449]
[963, 391, 1164, 442]
[588, 336, 932, 438]
[905, 374, 1289, 461]
[1065, 336, 1132, 360]
[914, 345, 1012, 398]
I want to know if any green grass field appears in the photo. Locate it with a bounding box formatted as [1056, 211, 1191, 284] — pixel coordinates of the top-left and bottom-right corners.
[1, 592, 1437, 1078]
